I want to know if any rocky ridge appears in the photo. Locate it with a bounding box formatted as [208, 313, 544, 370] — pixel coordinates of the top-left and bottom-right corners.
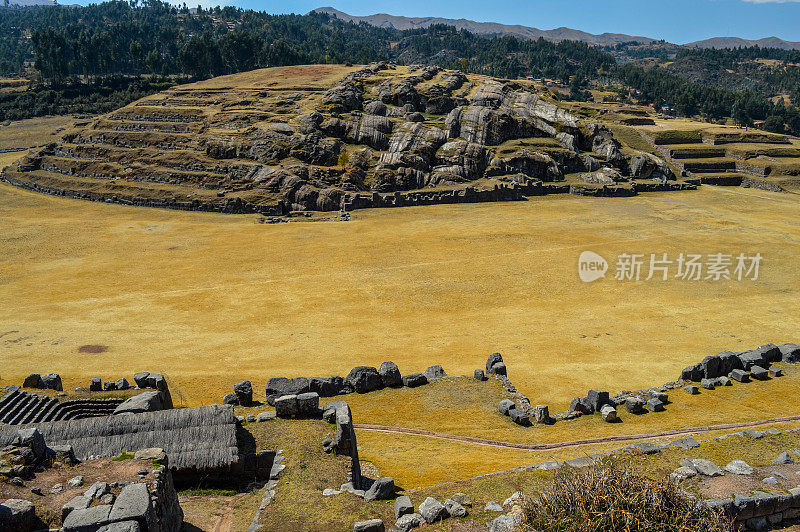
[2, 63, 687, 214]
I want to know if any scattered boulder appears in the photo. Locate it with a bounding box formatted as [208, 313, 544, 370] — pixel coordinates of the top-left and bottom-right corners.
[62, 495, 91, 522]
[133, 448, 165, 462]
[750, 366, 769, 380]
[22, 374, 42, 389]
[772, 452, 794, 465]
[113, 391, 165, 415]
[726, 460, 754, 475]
[256, 411, 275, 422]
[532, 405, 552, 425]
[648, 390, 668, 404]
[670, 438, 700, 450]
[569, 396, 592, 414]
[67, 476, 85, 488]
[84, 481, 110, 499]
[266, 377, 310, 401]
[90, 378, 102, 392]
[486, 353, 507, 376]
[402, 373, 427, 388]
[587, 389, 610, 411]
[624, 396, 646, 414]
[115, 378, 129, 391]
[40, 373, 63, 391]
[378, 362, 402, 388]
[670, 467, 697, 482]
[646, 398, 664, 412]
[779, 343, 800, 363]
[0, 499, 36, 531]
[769, 368, 783, 378]
[234, 381, 253, 406]
[689, 459, 723, 477]
[353, 519, 384, 532]
[423, 365, 447, 380]
[364, 477, 395, 501]
[394, 513, 423, 532]
[394, 495, 413, 519]
[222, 393, 238, 406]
[508, 409, 531, 427]
[684, 385, 699, 395]
[474, 369, 487, 381]
[309, 376, 351, 397]
[274, 395, 299, 418]
[418, 497, 448, 523]
[347, 367, 382, 393]
[712, 376, 731, 387]
[296, 392, 320, 417]
[700, 379, 715, 390]
[600, 404, 618, 423]
[489, 513, 521, 532]
[108, 483, 152, 523]
[16, 428, 46, 461]
[485, 501, 504, 512]
[729, 369, 750, 383]
[498, 399, 515, 416]
[444, 498, 468, 517]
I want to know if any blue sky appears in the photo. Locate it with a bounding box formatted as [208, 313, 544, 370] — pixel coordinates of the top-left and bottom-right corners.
[77, 0, 800, 44]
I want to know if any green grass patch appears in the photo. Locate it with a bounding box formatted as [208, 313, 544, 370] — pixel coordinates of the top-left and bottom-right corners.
[112, 452, 135, 461]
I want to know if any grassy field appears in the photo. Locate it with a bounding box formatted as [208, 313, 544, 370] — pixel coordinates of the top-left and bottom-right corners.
[0, 115, 84, 151]
[1, 181, 799, 408]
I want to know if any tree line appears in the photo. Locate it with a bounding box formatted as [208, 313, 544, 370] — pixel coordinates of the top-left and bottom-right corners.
[0, 0, 799, 134]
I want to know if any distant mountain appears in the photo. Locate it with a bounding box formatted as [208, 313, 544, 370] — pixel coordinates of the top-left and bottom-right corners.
[313, 7, 800, 51]
[311, 7, 659, 45]
[686, 36, 800, 51]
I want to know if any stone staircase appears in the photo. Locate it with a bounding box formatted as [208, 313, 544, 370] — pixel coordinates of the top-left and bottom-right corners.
[0, 386, 124, 425]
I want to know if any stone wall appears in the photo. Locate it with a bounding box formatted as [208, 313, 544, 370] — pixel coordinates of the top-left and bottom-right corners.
[1, 173, 286, 216]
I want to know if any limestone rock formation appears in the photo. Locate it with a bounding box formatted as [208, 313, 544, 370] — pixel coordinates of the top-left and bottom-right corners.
[2, 64, 681, 214]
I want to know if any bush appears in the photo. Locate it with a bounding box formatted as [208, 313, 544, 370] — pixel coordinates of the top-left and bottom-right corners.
[523, 465, 732, 532]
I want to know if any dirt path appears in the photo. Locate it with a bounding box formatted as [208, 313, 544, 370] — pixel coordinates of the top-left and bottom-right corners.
[354, 414, 800, 451]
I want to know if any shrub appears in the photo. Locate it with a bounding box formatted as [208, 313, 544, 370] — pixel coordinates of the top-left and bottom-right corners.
[523, 465, 732, 532]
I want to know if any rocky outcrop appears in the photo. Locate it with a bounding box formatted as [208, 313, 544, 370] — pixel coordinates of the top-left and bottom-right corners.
[5, 67, 687, 214]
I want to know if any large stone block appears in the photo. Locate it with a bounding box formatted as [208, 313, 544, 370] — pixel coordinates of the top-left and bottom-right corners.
[22, 374, 42, 389]
[274, 395, 299, 418]
[233, 381, 253, 406]
[498, 399, 514, 416]
[423, 365, 447, 380]
[266, 377, 310, 400]
[108, 483, 152, 524]
[587, 389, 610, 411]
[62, 504, 113, 532]
[40, 373, 63, 391]
[418, 497, 447, 524]
[402, 373, 427, 388]
[394, 495, 413, 519]
[378, 362, 402, 388]
[113, 391, 164, 415]
[346, 367, 382, 393]
[353, 519, 384, 532]
[364, 477, 395, 501]
[296, 392, 320, 417]
[0, 499, 36, 532]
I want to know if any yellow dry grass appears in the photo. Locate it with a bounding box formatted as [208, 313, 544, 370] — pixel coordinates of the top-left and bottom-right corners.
[0, 115, 83, 151]
[1, 183, 799, 414]
[173, 64, 360, 91]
